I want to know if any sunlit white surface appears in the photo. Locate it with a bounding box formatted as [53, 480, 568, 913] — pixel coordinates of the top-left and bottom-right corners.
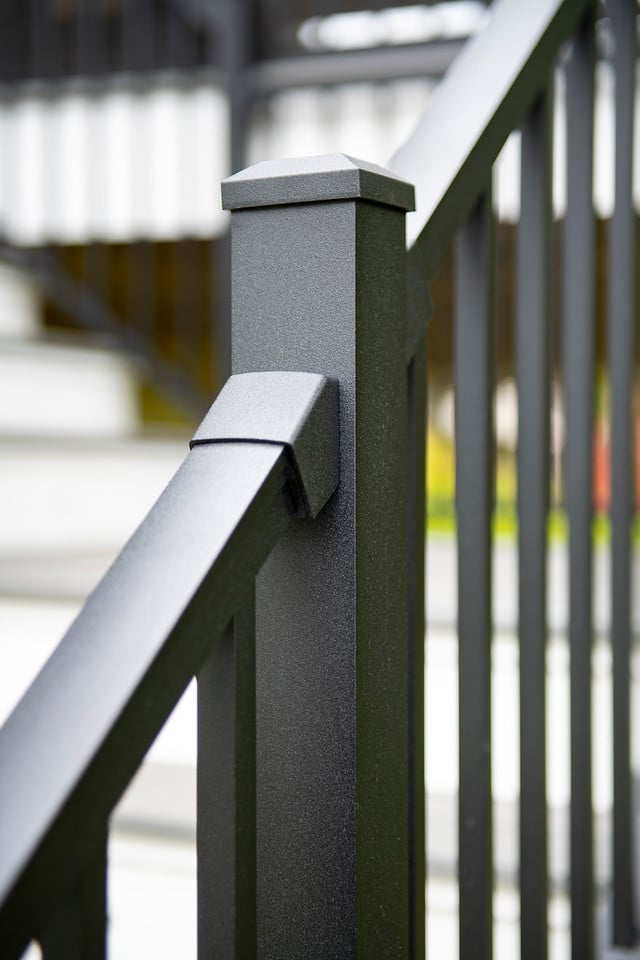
[297, 2, 488, 52]
[0, 44, 632, 244]
[0, 598, 79, 725]
[248, 79, 437, 170]
[0, 340, 138, 438]
[108, 836, 196, 960]
[0, 84, 229, 244]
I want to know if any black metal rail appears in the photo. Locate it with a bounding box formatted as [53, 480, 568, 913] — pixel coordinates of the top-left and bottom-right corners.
[0, 0, 637, 958]
[0, 371, 338, 958]
[389, 0, 636, 957]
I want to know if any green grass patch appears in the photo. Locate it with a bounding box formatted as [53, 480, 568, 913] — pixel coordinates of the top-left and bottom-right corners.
[427, 498, 640, 545]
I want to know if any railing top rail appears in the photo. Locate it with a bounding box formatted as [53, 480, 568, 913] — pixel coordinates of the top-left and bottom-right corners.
[388, 0, 594, 281]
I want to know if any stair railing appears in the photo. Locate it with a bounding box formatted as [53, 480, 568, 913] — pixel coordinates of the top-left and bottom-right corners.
[1, 0, 637, 958]
[388, 0, 635, 957]
[0, 371, 339, 959]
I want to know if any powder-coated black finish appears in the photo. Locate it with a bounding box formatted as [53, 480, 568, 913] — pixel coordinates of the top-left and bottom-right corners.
[608, 0, 637, 948]
[563, 15, 597, 960]
[0, 372, 340, 958]
[516, 88, 552, 960]
[454, 190, 494, 960]
[191, 372, 340, 520]
[225, 154, 414, 959]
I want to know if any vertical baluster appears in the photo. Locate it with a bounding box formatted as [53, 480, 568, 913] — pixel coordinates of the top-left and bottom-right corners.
[608, 0, 637, 950]
[455, 188, 494, 960]
[122, 0, 156, 74]
[517, 87, 552, 960]
[38, 831, 108, 960]
[167, 5, 197, 71]
[563, 14, 596, 960]
[122, 0, 156, 375]
[5, 0, 29, 84]
[46, 0, 66, 82]
[103, 0, 119, 76]
[78, 0, 110, 320]
[29, 0, 45, 81]
[128, 239, 155, 346]
[197, 596, 257, 960]
[0, 3, 11, 84]
[85, 241, 112, 329]
[76, 0, 100, 79]
[407, 270, 430, 960]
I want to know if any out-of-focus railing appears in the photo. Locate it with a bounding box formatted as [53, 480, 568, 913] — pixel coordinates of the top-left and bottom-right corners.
[0, 371, 339, 959]
[389, 0, 636, 957]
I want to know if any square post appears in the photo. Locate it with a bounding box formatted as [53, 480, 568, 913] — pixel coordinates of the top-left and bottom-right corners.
[223, 155, 415, 959]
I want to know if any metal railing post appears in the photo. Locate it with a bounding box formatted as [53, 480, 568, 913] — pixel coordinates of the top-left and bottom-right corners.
[222, 155, 415, 958]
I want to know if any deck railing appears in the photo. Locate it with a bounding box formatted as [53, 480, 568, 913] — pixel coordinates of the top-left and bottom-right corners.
[1, 0, 637, 958]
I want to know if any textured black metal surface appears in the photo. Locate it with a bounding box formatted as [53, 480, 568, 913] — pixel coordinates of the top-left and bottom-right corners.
[198, 598, 257, 960]
[227, 155, 412, 958]
[406, 334, 428, 960]
[563, 15, 596, 960]
[37, 833, 107, 960]
[223, 154, 415, 212]
[0, 441, 294, 959]
[516, 88, 552, 960]
[191, 371, 340, 519]
[608, 0, 637, 948]
[455, 190, 494, 960]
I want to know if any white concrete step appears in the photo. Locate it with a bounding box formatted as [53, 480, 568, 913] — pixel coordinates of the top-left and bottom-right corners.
[0, 433, 188, 593]
[0, 334, 140, 439]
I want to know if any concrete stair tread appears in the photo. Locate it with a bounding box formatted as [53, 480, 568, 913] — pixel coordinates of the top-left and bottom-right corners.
[0, 331, 141, 438]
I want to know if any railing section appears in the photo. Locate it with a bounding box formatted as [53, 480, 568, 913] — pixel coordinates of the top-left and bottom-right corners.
[0, 370, 340, 959]
[1, 0, 639, 958]
[222, 154, 417, 959]
[390, 0, 637, 957]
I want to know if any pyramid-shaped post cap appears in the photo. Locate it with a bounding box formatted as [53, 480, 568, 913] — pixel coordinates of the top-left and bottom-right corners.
[222, 154, 415, 212]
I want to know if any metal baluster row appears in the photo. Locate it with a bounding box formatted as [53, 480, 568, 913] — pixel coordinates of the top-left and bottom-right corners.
[451, 5, 638, 959]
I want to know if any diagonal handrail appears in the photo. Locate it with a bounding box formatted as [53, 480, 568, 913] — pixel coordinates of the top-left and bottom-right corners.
[389, 0, 593, 281]
[0, 372, 338, 959]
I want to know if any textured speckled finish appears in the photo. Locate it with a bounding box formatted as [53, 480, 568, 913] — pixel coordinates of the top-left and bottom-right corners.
[226, 155, 411, 959]
[190, 371, 339, 520]
[222, 153, 415, 212]
[0, 441, 295, 960]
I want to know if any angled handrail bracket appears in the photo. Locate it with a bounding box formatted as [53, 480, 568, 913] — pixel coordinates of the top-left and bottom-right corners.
[191, 371, 340, 519]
